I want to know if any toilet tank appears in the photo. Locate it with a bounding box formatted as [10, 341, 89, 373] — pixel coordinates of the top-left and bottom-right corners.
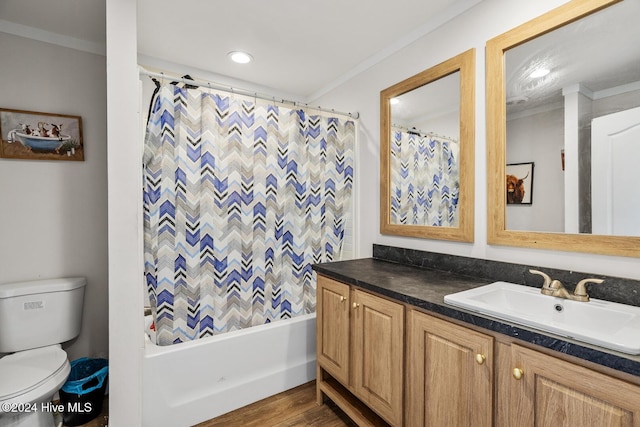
[0, 277, 86, 353]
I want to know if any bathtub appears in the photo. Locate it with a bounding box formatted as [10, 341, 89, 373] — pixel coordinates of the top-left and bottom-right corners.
[142, 313, 317, 427]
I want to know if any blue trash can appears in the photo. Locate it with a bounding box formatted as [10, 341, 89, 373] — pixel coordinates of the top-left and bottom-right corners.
[59, 358, 108, 426]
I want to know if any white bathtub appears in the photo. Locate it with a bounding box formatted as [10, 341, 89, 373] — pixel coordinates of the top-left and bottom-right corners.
[142, 313, 317, 427]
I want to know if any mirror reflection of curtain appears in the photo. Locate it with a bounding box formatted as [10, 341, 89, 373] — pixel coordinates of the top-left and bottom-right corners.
[390, 130, 459, 226]
[143, 84, 355, 345]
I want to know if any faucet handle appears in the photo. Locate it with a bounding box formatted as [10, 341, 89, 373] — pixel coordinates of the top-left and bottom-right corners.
[529, 269, 552, 288]
[573, 278, 604, 301]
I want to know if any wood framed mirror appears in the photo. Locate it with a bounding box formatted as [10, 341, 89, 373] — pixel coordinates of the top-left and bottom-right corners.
[486, 0, 640, 257]
[380, 49, 475, 242]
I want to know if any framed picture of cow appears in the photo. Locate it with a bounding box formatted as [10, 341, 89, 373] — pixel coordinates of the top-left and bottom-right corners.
[0, 108, 83, 161]
[506, 162, 534, 205]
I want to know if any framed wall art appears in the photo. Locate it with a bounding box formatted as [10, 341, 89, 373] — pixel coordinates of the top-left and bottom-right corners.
[506, 162, 534, 205]
[0, 108, 83, 161]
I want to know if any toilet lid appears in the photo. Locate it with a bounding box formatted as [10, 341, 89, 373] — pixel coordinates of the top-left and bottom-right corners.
[0, 345, 68, 401]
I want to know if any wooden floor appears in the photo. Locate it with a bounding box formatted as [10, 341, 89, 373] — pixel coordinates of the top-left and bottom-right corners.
[196, 381, 355, 427]
[69, 381, 352, 427]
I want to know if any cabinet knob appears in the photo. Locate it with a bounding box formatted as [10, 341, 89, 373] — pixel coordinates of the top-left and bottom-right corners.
[340, 295, 346, 302]
[352, 302, 360, 309]
[513, 368, 524, 380]
[475, 354, 486, 365]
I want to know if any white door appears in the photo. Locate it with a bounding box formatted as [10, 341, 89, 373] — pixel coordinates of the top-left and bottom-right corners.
[592, 106, 640, 236]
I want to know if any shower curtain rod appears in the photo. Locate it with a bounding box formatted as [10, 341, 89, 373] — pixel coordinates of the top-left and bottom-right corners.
[139, 67, 360, 120]
[392, 124, 458, 143]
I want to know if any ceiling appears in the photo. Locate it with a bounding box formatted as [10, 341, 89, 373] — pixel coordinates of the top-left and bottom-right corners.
[3, 0, 636, 110]
[0, 0, 481, 101]
[505, 0, 640, 116]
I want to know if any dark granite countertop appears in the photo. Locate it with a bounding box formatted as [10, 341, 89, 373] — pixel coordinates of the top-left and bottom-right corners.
[313, 257, 640, 379]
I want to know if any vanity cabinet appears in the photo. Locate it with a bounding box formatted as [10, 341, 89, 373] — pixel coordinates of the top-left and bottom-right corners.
[316, 275, 404, 426]
[406, 310, 493, 427]
[407, 311, 640, 427]
[501, 344, 640, 426]
[316, 273, 640, 427]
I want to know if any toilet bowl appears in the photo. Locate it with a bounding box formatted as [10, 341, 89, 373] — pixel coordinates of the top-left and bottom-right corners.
[0, 345, 70, 427]
[0, 278, 86, 427]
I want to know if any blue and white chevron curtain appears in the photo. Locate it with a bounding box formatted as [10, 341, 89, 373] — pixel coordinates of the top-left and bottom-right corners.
[390, 129, 459, 226]
[143, 84, 354, 345]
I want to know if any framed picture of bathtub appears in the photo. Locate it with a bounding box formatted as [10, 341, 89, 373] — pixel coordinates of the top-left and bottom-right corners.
[506, 162, 534, 205]
[0, 108, 83, 161]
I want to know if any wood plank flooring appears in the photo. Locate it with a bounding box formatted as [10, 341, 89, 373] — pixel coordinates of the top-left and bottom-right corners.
[195, 381, 355, 427]
[69, 381, 351, 426]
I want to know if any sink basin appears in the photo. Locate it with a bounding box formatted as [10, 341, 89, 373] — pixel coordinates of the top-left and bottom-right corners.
[444, 281, 640, 355]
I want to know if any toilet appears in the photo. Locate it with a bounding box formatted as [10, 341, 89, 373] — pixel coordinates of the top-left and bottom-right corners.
[0, 278, 86, 427]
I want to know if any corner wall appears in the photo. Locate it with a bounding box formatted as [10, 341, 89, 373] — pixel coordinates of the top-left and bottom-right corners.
[0, 32, 108, 360]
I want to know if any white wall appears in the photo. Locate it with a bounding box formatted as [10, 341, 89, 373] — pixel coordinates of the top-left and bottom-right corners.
[506, 108, 564, 232]
[107, 0, 144, 424]
[414, 110, 460, 141]
[0, 32, 108, 361]
[312, 0, 640, 280]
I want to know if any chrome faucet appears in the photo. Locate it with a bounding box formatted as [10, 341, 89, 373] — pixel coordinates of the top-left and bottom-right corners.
[529, 269, 604, 302]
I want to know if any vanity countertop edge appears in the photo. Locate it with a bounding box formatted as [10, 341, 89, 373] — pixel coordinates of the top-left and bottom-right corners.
[312, 257, 640, 379]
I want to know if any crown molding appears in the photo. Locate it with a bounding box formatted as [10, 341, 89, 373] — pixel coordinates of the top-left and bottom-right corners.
[0, 19, 105, 56]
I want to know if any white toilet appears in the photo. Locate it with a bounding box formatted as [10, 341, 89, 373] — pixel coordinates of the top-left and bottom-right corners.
[0, 278, 86, 427]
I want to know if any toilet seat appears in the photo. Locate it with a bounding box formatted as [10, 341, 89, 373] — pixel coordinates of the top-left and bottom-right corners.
[0, 345, 70, 404]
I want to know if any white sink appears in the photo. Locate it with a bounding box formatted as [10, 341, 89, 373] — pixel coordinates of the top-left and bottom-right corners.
[444, 281, 640, 355]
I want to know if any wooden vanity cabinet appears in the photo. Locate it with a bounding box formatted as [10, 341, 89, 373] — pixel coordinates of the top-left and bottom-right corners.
[500, 343, 640, 427]
[316, 275, 404, 426]
[408, 311, 640, 427]
[317, 274, 640, 427]
[407, 310, 494, 427]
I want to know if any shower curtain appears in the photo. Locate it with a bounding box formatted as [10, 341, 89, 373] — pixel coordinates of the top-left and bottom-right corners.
[143, 84, 354, 345]
[390, 129, 459, 226]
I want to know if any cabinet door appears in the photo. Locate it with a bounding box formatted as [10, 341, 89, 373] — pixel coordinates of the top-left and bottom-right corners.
[316, 275, 350, 385]
[407, 310, 493, 427]
[510, 344, 640, 427]
[351, 289, 404, 426]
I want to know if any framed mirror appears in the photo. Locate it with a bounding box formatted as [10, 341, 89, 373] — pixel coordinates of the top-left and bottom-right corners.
[487, 0, 640, 257]
[380, 49, 475, 242]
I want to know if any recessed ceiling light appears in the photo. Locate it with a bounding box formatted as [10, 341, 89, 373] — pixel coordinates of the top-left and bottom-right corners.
[228, 51, 253, 64]
[530, 68, 550, 78]
[390, 98, 400, 105]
